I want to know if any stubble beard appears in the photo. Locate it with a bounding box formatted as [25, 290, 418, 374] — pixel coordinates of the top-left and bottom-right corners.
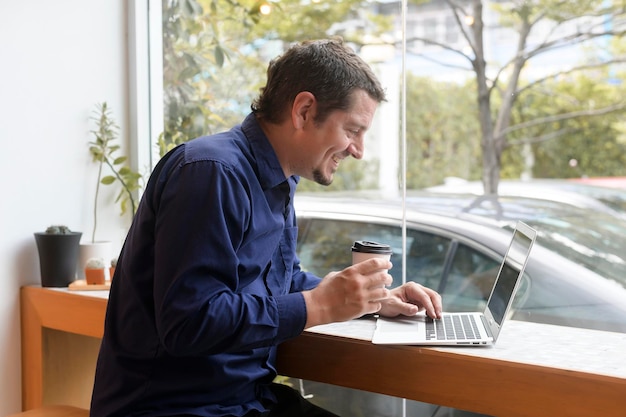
[312, 168, 333, 186]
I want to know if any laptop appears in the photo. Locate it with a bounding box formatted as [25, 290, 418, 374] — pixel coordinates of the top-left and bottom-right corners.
[372, 221, 536, 346]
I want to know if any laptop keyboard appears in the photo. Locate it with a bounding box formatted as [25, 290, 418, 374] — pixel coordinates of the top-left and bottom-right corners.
[425, 314, 481, 340]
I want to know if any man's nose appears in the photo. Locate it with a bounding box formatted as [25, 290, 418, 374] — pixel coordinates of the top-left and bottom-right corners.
[348, 137, 364, 159]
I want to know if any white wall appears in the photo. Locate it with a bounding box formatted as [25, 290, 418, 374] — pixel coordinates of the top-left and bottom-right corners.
[0, 1, 129, 414]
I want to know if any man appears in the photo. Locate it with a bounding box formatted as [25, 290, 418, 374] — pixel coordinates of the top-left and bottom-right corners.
[90, 38, 442, 417]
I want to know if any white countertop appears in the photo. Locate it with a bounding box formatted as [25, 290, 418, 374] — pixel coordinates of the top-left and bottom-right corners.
[308, 317, 626, 379]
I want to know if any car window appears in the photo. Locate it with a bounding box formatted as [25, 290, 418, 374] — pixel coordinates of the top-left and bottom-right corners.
[297, 219, 454, 290]
[405, 229, 451, 290]
[456, 196, 626, 288]
[297, 218, 407, 286]
[297, 217, 532, 314]
[441, 243, 500, 312]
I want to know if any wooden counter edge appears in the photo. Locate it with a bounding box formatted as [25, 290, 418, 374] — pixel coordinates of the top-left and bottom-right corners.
[20, 286, 108, 410]
[277, 330, 626, 417]
[20, 286, 626, 417]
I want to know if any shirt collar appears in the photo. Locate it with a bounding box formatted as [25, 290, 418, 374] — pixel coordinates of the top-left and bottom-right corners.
[241, 113, 292, 190]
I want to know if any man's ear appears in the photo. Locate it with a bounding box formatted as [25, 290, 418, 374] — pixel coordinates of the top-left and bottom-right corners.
[292, 91, 316, 129]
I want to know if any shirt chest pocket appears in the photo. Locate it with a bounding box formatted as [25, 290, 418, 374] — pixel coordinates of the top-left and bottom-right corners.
[263, 226, 297, 296]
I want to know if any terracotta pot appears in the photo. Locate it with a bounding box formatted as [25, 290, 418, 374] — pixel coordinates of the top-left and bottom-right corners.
[78, 241, 112, 280]
[85, 268, 106, 285]
[109, 267, 115, 281]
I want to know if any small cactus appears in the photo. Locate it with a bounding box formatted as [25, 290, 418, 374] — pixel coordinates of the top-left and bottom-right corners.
[85, 257, 106, 269]
[110, 257, 118, 268]
[45, 225, 72, 234]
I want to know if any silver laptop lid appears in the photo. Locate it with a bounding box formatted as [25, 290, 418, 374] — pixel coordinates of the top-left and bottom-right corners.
[482, 221, 536, 342]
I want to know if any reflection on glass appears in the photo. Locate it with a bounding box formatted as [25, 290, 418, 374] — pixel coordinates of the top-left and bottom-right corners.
[487, 228, 533, 325]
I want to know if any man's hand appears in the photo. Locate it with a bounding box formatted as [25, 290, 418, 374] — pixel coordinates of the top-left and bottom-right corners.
[378, 282, 442, 319]
[302, 258, 393, 328]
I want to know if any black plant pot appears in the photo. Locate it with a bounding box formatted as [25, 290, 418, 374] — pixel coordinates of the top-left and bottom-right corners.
[34, 232, 82, 287]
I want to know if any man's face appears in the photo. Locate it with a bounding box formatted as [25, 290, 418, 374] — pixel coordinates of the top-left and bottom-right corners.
[298, 90, 378, 186]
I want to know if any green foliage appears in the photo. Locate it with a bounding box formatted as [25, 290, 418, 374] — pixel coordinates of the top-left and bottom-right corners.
[161, 0, 626, 191]
[503, 71, 626, 179]
[161, 7, 221, 151]
[247, 0, 390, 43]
[89, 103, 143, 242]
[405, 75, 483, 188]
[493, 0, 607, 27]
[447, 0, 626, 192]
[160, 0, 391, 157]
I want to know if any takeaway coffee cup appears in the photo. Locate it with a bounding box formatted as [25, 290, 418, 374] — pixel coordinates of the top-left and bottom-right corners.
[352, 241, 393, 300]
[351, 240, 393, 266]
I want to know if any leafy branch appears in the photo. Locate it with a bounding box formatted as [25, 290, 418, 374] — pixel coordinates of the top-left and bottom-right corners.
[88, 102, 142, 242]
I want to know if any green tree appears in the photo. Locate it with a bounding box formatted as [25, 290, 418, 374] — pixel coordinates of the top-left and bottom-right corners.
[160, 0, 390, 156]
[160, 0, 249, 154]
[508, 72, 626, 178]
[403, 0, 626, 193]
[405, 75, 482, 188]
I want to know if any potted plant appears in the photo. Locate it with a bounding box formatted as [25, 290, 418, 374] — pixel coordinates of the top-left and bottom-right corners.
[79, 102, 142, 277]
[34, 225, 82, 287]
[84, 257, 107, 285]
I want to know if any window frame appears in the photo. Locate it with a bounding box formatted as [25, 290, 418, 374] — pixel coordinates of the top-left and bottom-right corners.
[129, 0, 164, 175]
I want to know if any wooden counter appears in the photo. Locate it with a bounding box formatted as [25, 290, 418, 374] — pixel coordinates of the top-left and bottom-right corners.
[20, 286, 108, 409]
[20, 286, 626, 416]
[278, 320, 626, 417]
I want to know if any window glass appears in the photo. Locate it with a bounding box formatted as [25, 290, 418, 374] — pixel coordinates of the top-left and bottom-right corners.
[138, 1, 626, 415]
[297, 218, 406, 288]
[442, 243, 500, 312]
[404, 229, 451, 291]
[444, 15, 458, 44]
[296, 218, 532, 316]
[423, 17, 437, 41]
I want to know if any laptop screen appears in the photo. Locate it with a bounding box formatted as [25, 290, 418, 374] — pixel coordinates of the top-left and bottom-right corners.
[486, 222, 536, 327]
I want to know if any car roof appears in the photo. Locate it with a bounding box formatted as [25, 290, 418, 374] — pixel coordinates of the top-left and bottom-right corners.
[426, 178, 626, 218]
[294, 191, 626, 286]
[296, 189, 624, 229]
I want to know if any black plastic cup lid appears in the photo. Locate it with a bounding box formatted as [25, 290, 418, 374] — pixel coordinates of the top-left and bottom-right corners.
[351, 240, 392, 254]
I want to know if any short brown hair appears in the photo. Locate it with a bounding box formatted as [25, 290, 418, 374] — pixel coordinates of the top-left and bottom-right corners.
[251, 38, 387, 124]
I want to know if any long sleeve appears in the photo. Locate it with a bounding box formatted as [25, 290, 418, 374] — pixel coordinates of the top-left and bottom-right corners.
[151, 150, 307, 355]
[91, 114, 313, 417]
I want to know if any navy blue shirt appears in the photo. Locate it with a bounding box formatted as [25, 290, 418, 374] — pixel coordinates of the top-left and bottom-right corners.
[90, 114, 321, 417]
